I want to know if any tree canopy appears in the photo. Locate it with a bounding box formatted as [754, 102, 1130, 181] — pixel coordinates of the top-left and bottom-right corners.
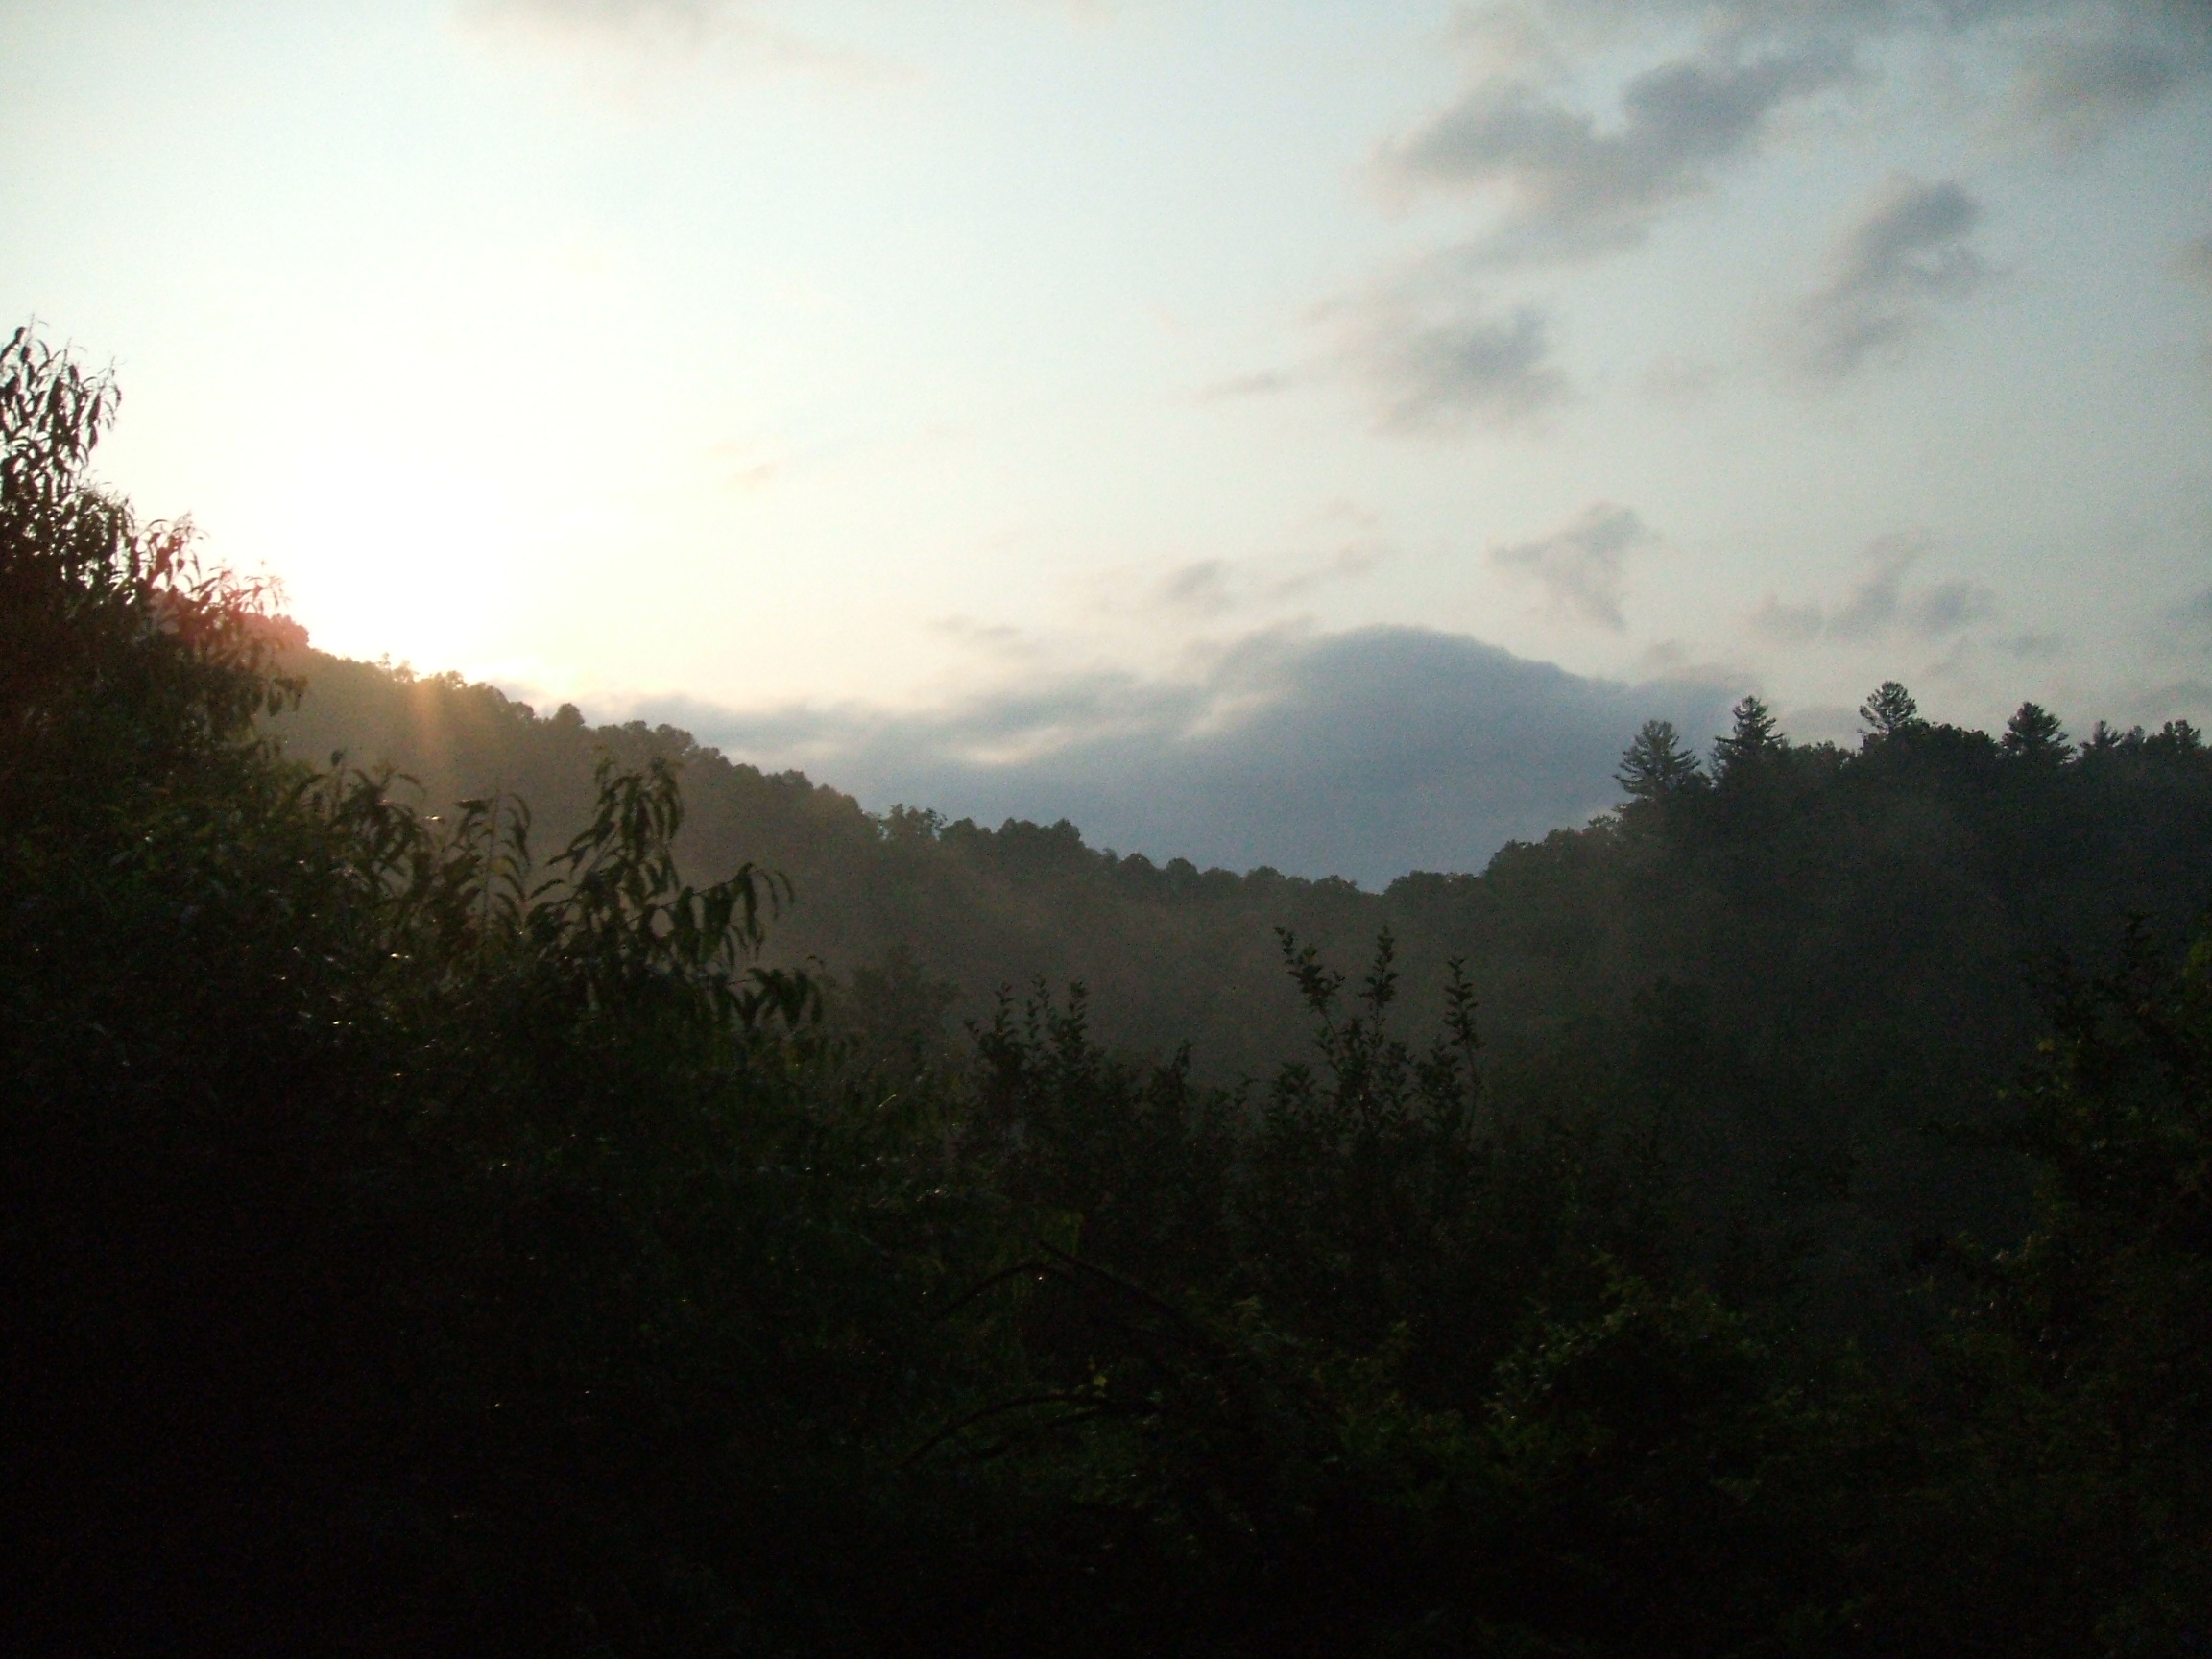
[7, 326, 2212, 1655]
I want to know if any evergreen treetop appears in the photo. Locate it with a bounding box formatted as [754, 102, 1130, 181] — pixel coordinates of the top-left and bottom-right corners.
[2001, 700, 2072, 763]
[1859, 680, 1922, 741]
[1616, 717, 1707, 801]
[1712, 694, 1783, 778]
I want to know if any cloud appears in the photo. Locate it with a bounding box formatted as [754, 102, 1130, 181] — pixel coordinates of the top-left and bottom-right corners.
[929, 614, 1034, 659]
[1195, 369, 1297, 401]
[1224, 2, 2196, 421]
[630, 626, 1737, 885]
[1998, 629, 2064, 661]
[1784, 175, 1987, 380]
[1110, 517, 1388, 625]
[1637, 637, 1746, 682]
[1337, 290, 1569, 431]
[2005, 8, 2212, 147]
[1488, 501, 1657, 630]
[1751, 535, 1997, 643]
[2162, 586, 2212, 648]
[1246, 275, 1569, 434]
[1155, 560, 1235, 616]
[1380, 2, 2207, 275]
[1213, 278, 1568, 433]
[1380, 44, 1848, 264]
[1526, 0, 2211, 130]
[1267, 540, 1388, 601]
[1907, 577, 2000, 637]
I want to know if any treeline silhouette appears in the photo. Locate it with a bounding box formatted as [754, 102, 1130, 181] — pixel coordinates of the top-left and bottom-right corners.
[274, 601, 2212, 1332]
[6, 325, 2211, 1655]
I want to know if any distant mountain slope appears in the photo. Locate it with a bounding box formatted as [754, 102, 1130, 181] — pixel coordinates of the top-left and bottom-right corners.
[272, 647, 2212, 1292]
[270, 648, 1378, 1075]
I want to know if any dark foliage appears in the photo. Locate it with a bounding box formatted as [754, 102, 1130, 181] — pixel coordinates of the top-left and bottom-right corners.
[6, 326, 2211, 1655]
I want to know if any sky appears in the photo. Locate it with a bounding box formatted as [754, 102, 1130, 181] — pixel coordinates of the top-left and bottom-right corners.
[4, 0, 2209, 880]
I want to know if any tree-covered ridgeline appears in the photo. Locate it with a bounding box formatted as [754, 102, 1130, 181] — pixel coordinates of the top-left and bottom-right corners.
[5, 325, 2210, 1654]
[274, 606, 2212, 1319]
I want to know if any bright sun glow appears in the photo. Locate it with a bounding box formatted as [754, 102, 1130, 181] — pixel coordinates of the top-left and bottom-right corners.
[265, 445, 532, 676]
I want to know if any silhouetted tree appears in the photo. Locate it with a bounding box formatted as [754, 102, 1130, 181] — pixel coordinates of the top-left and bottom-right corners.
[1711, 694, 1783, 778]
[1617, 717, 1707, 801]
[2001, 701, 2072, 763]
[1858, 680, 1922, 740]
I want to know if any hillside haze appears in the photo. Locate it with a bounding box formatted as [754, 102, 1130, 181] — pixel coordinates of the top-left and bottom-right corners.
[273, 643, 2212, 1279]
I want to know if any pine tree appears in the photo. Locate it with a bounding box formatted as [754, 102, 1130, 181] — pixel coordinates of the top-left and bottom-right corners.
[2001, 701, 2072, 763]
[1712, 695, 1783, 779]
[1858, 681, 1922, 742]
[1617, 718, 1707, 801]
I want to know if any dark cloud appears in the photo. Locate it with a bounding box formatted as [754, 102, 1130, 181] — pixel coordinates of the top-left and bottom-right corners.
[1528, 0, 2210, 126]
[2012, 33, 2186, 134]
[1488, 502, 1656, 630]
[1383, 2, 2206, 275]
[1219, 286, 1565, 434]
[632, 626, 1737, 886]
[2006, 7, 2212, 146]
[1908, 577, 1999, 637]
[1998, 629, 2065, 660]
[1381, 46, 1848, 264]
[1752, 535, 1997, 642]
[1348, 297, 1569, 431]
[1785, 176, 1987, 380]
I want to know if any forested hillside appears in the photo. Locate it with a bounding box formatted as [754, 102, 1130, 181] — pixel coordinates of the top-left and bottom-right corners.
[275, 635, 2212, 1313]
[11, 328, 2212, 1655]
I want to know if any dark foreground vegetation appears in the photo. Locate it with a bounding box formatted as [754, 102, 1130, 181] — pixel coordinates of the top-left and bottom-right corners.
[6, 327, 2211, 1655]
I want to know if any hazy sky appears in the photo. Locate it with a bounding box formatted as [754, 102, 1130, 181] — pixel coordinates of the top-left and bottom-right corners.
[5, 0, 2210, 876]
